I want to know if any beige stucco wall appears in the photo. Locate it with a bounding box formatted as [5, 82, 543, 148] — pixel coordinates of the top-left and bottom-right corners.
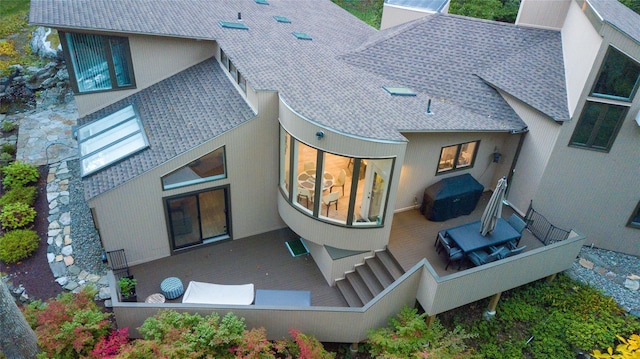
[89, 89, 283, 266]
[500, 91, 562, 215]
[277, 98, 406, 254]
[561, 0, 602, 116]
[398, 131, 517, 212]
[533, 22, 640, 256]
[380, 4, 433, 30]
[63, 31, 217, 117]
[516, 0, 571, 30]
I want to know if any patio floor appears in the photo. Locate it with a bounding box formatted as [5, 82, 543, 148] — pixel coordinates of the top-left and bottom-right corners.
[129, 192, 543, 306]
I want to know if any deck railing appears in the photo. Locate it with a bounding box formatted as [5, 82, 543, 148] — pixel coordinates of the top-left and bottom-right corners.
[109, 230, 585, 343]
[524, 201, 571, 245]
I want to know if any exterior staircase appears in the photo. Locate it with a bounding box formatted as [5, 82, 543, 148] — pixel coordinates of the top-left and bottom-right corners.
[335, 249, 405, 307]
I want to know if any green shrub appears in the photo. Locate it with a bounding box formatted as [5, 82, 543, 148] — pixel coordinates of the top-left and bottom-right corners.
[22, 287, 113, 359]
[0, 152, 14, 166]
[1, 143, 16, 156]
[367, 306, 478, 358]
[0, 185, 37, 207]
[1, 120, 17, 132]
[138, 310, 246, 358]
[0, 229, 39, 263]
[0, 202, 36, 229]
[1, 161, 39, 189]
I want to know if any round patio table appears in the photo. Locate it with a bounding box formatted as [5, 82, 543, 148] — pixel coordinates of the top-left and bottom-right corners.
[297, 170, 334, 191]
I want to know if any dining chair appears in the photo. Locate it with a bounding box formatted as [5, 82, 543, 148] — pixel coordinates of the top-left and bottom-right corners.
[322, 191, 339, 216]
[468, 247, 503, 267]
[333, 169, 347, 196]
[436, 231, 463, 270]
[304, 161, 316, 171]
[502, 245, 527, 259]
[434, 230, 449, 253]
[297, 186, 312, 208]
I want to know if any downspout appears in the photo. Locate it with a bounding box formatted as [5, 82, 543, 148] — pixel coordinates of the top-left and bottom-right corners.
[505, 126, 528, 199]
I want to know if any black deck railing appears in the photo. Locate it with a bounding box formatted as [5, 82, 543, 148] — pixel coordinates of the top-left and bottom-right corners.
[524, 201, 570, 245]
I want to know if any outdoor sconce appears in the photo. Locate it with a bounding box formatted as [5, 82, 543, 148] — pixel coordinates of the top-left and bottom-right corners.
[316, 131, 324, 140]
[492, 152, 502, 163]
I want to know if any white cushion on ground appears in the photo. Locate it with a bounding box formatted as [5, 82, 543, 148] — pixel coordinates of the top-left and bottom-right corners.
[182, 281, 254, 305]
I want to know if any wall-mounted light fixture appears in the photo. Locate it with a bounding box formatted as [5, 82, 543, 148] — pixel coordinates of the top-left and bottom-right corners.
[492, 151, 502, 163]
[316, 131, 324, 140]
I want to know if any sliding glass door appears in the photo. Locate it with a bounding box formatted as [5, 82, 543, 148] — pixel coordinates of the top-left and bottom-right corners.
[166, 186, 230, 250]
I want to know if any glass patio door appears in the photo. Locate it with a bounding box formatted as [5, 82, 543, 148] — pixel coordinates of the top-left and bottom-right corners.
[167, 187, 229, 250]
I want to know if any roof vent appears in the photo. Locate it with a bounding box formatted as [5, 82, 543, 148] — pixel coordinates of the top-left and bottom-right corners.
[255, 0, 269, 4]
[274, 16, 291, 23]
[220, 21, 249, 30]
[382, 86, 416, 96]
[426, 99, 433, 115]
[292, 32, 312, 40]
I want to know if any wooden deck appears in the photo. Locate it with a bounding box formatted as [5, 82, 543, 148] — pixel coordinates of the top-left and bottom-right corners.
[130, 192, 543, 306]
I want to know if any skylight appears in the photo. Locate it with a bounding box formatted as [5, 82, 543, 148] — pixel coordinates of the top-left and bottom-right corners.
[382, 86, 417, 96]
[274, 16, 291, 23]
[255, 0, 269, 4]
[292, 32, 312, 40]
[219, 21, 249, 30]
[78, 105, 149, 176]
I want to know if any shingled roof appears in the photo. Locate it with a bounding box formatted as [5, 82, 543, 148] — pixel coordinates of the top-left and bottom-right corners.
[78, 58, 256, 200]
[30, 0, 548, 141]
[341, 14, 567, 127]
[588, 0, 640, 44]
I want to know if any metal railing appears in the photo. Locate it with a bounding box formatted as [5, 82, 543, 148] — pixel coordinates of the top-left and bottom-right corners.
[524, 201, 570, 245]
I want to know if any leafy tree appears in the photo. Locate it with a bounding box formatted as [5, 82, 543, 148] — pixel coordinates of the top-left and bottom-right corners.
[0, 279, 39, 359]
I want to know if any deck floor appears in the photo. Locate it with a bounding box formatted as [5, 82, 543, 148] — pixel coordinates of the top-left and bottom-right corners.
[130, 192, 543, 306]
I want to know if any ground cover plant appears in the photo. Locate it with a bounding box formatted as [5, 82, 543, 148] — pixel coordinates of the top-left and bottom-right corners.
[439, 274, 640, 358]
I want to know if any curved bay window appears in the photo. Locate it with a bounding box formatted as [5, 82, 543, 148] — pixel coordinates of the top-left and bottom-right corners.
[280, 127, 394, 226]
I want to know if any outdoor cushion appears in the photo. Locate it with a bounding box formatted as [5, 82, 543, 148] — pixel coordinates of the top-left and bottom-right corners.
[160, 277, 184, 299]
[182, 281, 254, 305]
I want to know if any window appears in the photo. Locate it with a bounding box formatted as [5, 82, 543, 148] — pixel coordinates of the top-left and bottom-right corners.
[628, 201, 640, 229]
[437, 141, 479, 173]
[220, 49, 229, 70]
[77, 105, 149, 176]
[62, 32, 134, 93]
[569, 101, 627, 151]
[280, 127, 393, 226]
[592, 47, 640, 101]
[162, 147, 226, 190]
[166, 186, 230, 250]
[238, 71, 246, 93]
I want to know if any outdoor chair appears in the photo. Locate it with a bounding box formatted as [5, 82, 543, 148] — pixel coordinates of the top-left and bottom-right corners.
[491, 244, 527, 259]
[106, 249, 130, 280]
[434, 230, 450, 253]
[506, 213, 527, 246]
[468, 247, 503, 267]
[436, 231, 463, 270]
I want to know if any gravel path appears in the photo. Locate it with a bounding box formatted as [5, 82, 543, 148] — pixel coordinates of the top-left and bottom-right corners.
[565, 246, 640, 316]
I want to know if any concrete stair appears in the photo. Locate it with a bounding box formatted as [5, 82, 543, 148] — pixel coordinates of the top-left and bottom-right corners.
[335, 249, 405, 307]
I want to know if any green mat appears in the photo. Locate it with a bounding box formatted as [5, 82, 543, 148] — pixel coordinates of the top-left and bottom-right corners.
[286, 238, 309, 257]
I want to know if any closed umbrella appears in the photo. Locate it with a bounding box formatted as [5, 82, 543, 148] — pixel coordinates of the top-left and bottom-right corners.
[480, 176, 507, 236]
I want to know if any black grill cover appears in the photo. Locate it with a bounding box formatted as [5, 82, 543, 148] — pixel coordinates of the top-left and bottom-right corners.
[420, 174, 484, 221]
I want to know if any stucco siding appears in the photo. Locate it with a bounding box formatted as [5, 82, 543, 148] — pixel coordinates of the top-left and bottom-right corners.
[277, 98, 406, 252]
[398, 131, 516, 212]
[71, 33, 216, 117]
[88, 90, 283, 266]
[500, 91, 562, 214]
[534, 19, 640, 256]
[561, 0, 602, 116]
[380, 5, 432, 30]
[516, 0, 570, 30]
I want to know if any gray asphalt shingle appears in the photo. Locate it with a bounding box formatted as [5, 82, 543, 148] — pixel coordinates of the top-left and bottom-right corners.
[588, 0, 640, 43]
[78, 58, 256, 200]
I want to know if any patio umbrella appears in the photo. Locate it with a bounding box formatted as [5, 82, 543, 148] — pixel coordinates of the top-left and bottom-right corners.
[480, 176, 507, 236]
